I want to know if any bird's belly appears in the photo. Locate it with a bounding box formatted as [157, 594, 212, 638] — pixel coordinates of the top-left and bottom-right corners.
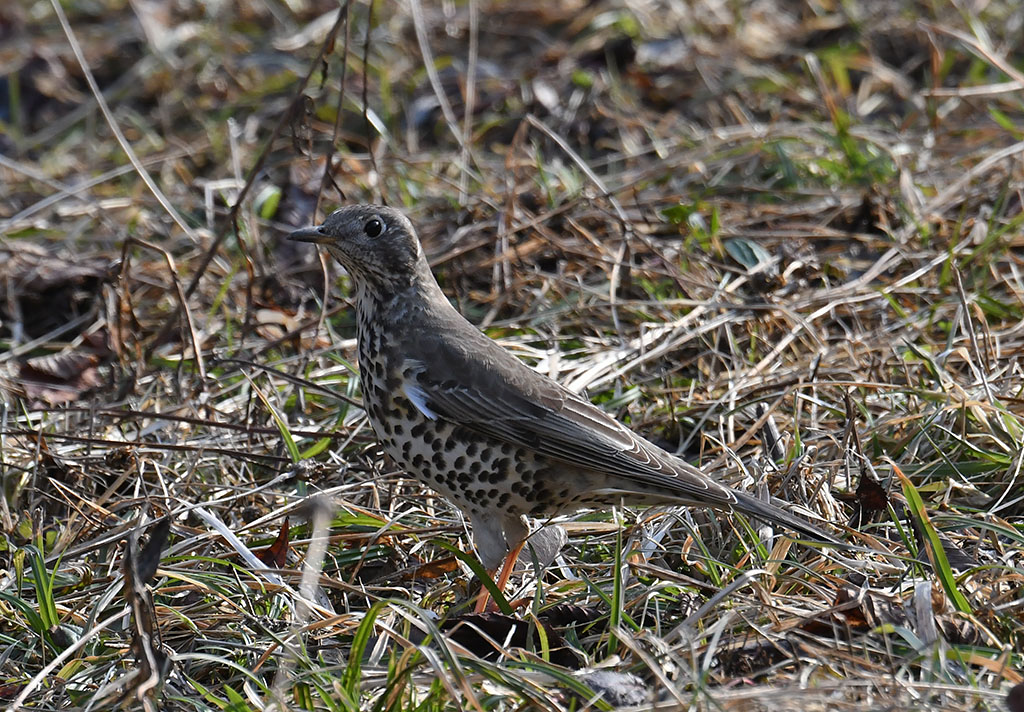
[363, 382, 580, 519]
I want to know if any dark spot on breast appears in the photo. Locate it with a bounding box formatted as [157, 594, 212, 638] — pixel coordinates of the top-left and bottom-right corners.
[465, 442, 478, 457]
[496, 493, 510, 507]
[479, 447, 493, 462]
[431, 438, 443, 453]
[411, 422, 427, 438]
[393, 424, 404, 436]
[432, 452, 446, 470]
[412, 454, 424, 468]
[469, 461, 482, 475]
[453, 455, 466, 469]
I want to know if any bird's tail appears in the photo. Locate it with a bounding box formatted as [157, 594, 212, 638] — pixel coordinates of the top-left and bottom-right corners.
[731, 490, 847, 548]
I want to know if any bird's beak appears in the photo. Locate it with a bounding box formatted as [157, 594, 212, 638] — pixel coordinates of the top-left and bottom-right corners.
[288, 226, 328, 244]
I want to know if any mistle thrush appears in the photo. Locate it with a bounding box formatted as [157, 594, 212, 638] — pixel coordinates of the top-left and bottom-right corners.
[291, 205, 839, 593]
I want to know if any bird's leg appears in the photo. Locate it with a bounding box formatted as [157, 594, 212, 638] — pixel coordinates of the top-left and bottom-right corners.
[473, 540, 525, 613]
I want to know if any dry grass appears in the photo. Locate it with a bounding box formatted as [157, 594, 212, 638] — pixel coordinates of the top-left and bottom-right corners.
[1, 0, 1023, 710]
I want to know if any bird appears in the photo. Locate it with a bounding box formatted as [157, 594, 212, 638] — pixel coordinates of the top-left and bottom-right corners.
[290, 204, 840, 607]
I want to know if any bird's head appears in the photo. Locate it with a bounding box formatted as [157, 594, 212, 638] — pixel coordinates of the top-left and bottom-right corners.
[289, 205, 427, 294]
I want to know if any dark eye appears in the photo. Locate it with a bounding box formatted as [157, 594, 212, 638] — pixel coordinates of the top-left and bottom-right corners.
[363, 217, 384, 238]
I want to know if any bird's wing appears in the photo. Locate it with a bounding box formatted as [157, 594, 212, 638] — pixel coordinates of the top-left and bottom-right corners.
[392, 317, 841, 545]
[399, 329, 737, 509]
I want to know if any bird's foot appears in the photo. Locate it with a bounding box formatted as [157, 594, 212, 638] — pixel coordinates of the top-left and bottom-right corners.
[473, 540, 525, 613]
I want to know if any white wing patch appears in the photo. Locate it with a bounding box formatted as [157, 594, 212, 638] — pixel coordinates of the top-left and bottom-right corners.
[403, 381, 438, 420]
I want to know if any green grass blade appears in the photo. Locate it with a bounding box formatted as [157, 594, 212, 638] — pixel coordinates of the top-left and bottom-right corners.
[434, 540, 513, 614]
[893, 464, 972, 614]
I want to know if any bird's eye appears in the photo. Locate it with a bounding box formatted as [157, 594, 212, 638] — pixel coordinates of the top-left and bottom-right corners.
[363, 217, 385, 238]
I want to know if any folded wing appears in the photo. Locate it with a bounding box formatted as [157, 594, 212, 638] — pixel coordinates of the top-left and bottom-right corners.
[400, 329, 738, 510]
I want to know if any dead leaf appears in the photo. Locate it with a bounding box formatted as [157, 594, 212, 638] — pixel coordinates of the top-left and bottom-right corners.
[408, 556, 459, 580]
[257, 518, 291, 568]
[17, 350, 102, 406]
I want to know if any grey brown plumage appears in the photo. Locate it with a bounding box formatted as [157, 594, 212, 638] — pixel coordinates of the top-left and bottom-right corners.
[290, 205, 839, 570]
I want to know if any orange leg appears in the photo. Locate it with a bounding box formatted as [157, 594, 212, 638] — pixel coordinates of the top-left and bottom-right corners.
[473, 540, 525, 613]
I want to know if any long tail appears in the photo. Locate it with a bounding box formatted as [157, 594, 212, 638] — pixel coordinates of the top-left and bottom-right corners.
[731, 490, 847, 547]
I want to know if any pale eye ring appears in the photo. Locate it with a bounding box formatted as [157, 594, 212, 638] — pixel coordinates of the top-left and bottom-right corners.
[364, 216, 385, 238]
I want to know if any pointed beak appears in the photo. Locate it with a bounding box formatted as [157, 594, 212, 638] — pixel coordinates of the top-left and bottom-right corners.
[288, 226, 328, 244]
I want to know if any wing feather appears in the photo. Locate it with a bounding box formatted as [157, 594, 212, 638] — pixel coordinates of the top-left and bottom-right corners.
[395, 313, 842, 545]
[400, 328, 734, 507]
